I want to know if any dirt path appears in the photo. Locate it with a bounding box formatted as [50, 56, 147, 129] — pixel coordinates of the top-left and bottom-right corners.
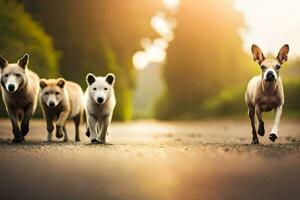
[0, 119, 299, 200]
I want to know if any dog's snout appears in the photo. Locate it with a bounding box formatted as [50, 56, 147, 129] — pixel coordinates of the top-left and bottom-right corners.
[49, 101, 55, 108]
[8, 84, 15, 92]
[266, 71, 275, 81]
[97, 97, 104, 104]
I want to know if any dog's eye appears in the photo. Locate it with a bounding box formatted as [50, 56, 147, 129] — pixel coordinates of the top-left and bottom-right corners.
[44, 92, 49, 95]
[276, 65, 281, 69]
[4, 74, 8, 78]
[15, 73, 21, 77]
[104, 88, 108, 90]
[55, 92, 60, 95]
[261, 65, 266, 69]
[93, 87, 97, 91]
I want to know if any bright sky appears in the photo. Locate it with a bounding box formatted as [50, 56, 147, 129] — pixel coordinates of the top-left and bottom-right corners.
[235, 0, 300, 56]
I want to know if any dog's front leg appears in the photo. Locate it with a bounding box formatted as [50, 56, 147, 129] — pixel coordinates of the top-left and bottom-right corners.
[98, 116, 111, 144]
[255, 106, 265, 136]
[8, 111, 22, 143]
[45, 115, 54, 142]
[269, 105, 283, 142]
[56, 110, 70, 141]
[20, 105, 33, 138]
[87, 114, 98, 143]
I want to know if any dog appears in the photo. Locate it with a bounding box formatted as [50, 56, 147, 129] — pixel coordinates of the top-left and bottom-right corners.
[0, 54, 39, 143]
[85, 73, 116, 144]
[245, 44, 289, 144]
[39, 78, 84, 142]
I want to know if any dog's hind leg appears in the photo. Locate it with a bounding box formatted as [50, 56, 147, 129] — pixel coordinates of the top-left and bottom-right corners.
[248, 106, 259, 144]
[255, 106, 265, 136]
[269, 105, 282, 142]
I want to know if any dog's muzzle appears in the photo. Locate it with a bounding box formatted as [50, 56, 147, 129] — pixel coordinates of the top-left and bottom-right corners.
[266, 71, 275, 82]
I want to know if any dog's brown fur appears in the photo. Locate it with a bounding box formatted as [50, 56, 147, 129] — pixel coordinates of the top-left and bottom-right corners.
[245, 44, 289, 144]
[0, 54, 39, 143]
[39, 78, 84, 142]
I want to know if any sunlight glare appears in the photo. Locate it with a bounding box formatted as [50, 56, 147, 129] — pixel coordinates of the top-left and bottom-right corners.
[163, 0, 180, 11]
[132, 51, 149, 70]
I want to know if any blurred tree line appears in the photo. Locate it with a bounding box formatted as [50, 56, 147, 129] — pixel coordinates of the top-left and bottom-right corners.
[0, 0, 164, 120]
[156, 0, 255, 119]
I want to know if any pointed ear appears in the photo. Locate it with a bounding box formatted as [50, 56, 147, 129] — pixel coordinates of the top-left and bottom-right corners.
[39, 79, 48, 89]
[18, 54, 29, 69]
[57, 78, 65, 88]
[251, 44, 265, 64]
[105, 73, 115, 85]
[0, 55, 8, 69]
[277, 44, 289, 64]
[86, 73, 96, 85]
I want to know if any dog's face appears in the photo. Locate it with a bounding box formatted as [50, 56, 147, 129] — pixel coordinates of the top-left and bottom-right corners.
[40, 78, 66, 108]
[86, 73, 115, 105]
[251, 44, 289, 82]
[0, 54, 29, 93]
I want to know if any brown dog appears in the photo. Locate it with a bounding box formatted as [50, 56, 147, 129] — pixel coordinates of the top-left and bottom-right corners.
[0, 54, 39, 143]
[39, 78, 84, 142]
[245, 44, 289, 144]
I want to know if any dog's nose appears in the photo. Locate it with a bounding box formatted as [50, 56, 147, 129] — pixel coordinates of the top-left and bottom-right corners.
[8, 84, 15, 92]
[266, 71, 275, 81]
[97, 97, 104, 104]
[49, 101, 55, 107]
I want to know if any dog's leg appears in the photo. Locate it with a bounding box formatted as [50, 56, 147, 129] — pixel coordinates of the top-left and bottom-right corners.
[73, 113, 81, 142]
[63, 125, 68, 142]
[46, 115, 54, 142]
[255, 106, 265, 136]
[87, 115, 98, 143]
[98, 116, 111, 144]
[248, 106, 259, 144]
[269, 105, 283, 142]
[8, 111, 22, 143]
[56, 110, 70, 139]
[20, 106, 33, 138]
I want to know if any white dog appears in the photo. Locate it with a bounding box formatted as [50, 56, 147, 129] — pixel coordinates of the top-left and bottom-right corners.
[85, 73, 116, 143]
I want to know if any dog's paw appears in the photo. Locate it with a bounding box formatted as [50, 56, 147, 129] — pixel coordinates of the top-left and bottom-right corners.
[257, 125, 265, 136]
[56, 126, 64, 138]
[269, 133, 278, 142]
[91, 139, 99, 144]
[12, 137, 23, 144]
[251, 137, 259, 144]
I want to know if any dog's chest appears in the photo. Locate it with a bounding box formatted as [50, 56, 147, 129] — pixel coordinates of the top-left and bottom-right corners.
[259, 95, 281, 112]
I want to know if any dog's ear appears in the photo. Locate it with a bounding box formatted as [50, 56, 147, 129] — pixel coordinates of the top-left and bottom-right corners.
[57, 78, 65, 88]
[18, 54, 29, 69]
[105, 73, 115, 85]
[0, 55, 8, 69]
[251, 44, 265, 64]
[86, 73, 96, 85]
[39, 79, 48, 89]
[277, 44, 289, 64]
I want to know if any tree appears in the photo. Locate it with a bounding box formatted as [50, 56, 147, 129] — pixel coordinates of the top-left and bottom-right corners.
[156, 0, 253, 119]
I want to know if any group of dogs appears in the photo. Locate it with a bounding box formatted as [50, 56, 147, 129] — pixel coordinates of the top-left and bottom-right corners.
[0, 54, 115, 144]
[0, 44, 290, 144]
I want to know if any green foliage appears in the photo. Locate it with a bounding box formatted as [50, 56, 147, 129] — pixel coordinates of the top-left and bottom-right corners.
[0, 0, 58, 78]
[0, 0, 59, 117]
[156, 0, 254, 119]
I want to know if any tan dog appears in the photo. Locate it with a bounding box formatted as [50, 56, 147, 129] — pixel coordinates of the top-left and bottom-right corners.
[39, 78, 84, 142]
[0, 54, 39, 143]
[245, 44, 289, 144]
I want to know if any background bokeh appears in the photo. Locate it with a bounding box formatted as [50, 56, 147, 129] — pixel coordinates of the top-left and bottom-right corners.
[0, 0, 299, 120]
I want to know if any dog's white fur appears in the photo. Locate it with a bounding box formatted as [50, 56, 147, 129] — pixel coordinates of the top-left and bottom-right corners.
[245, 44, 289, 144]
[85, 73, 116, 143]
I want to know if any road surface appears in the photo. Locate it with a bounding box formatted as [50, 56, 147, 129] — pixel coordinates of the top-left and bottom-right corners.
[0, 119, 299, 200]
